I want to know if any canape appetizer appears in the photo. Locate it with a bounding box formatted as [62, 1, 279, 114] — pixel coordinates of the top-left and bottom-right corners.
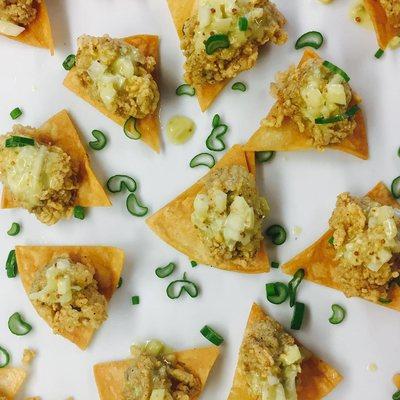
[15, 245, 124, 349]
[147, 145, 270, 273]
[0, 110, 110, 224]
[0, 365, 26, 400]
[228, 303, 342, 400]
[245, 49, 368, 160]
[0, 0, 54, 53]
[283, 182, 400, 309]
[64, 34, 161, 152]
[167, 0, 288, 111]
[94, 339, 220, 400]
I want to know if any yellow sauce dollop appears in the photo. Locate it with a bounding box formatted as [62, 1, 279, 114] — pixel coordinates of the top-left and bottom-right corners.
[166, 115, 195, 144]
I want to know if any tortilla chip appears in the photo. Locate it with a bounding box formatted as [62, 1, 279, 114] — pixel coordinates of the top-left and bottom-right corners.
[93, 346, 220, 400]
[63, 35, 161, 152]
[1, 110, 110, 212]
[245, 49, 369, 160]
[0, 367, 26, 400]
[2, 0, 54, 54]
[227, 303, 342, 400]
[15, 245, 125, 350]
[282, 182, 400, 311]
[146, 145, 269, 273]
[364, 0, 400, 49]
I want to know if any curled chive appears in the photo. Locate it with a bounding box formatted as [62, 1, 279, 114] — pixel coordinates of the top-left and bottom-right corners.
[288, 268, 305, 307]
[73, 206, 85, 220]
[124, 116, 141, 140]
[374, 48, 384, 59]
[10, 107, 22, 120]
[315, 105, 360, 125]
[5, 250, 17, 278]
[295, 31, 324, 50]
[391, 176, 400, 199]
[265, 224, 287, 245]
[291, 302, 306, 330]
[238, 16, 248, 31]
[0, 346, 10, 368]
[126, 193, 148, 217]
[329, 304, 346, 324]
[89, 130, 107, 150]
[131, 296, 140, 305]
[107, 175, 137, 193]
[166, 273, 199, 299]
[206, 124, 228, 152]
[265, 282, 289, 305]
[5, 136, 34, 148]
[231, 82, 247, 92]
[155, 262, 176, 278]
[322, 60, 350, 82]
[200, 325, 224, 346]
[8, 312, 32, 336]
[256, 151, 275, 163]
[7, 222, 20, 236]
[212, 114, 221, 128]
[62, 54, 76, 70]
[189, 153, 215, 169]
[205, 34, 230, 55]
[176, 84, 196, 96]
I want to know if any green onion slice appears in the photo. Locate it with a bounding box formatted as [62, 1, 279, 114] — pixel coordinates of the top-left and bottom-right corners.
[6, 250, 17, 278]
[73, 206, 85, 220]
[391, 176, 400, 199]
[10, 107, 22, 120]
[155, 262, 176, 278]
[265, 224, 287, 245]
[107, 175, 137, 193]
[397, 147, 400, 158]
[176, 84, 196, 96]
[271, 261, 280, 269]
[291, 302, 306, 330]
[265, 282, 289, 305]
[117, 277, 123, 288]
[328, 236, 334, 245]
[288, 268, 305, 307]
[393, 390, 400, 400]
[131, 296, 140, 305]
[322, 60, 350, 82]
[374, 48, 384, 59]
[124, 117, 141, 140]
[191, 260, 198, 268]
[8, 312, 32, 336]
[166, 273, 199, 299]
[231, 82, 247, 92]
[256, 151, 275, 163]
[200, 325, 224, 346]
[329, 304, 346, 324]
[126, 193, 148, 217]
[238, 16, 248, 31]
[205, 34, 230, 55]
[315, 105, 360, 125]
[62, 54, 76, 70]
[206, 124, 228, 152]
[190, 153, 215, 169]
[5, 136, 34, 148]
[295, 31, 324, 50]
[378, 297, 392, 304]
[212, 114, 220, 128]
[89, 130, 107, 150]
[7, 222, 20, 236]
[0, 346, 10, 368]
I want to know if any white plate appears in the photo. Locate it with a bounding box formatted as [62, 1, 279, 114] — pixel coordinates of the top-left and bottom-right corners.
[1, 0, 399, 398]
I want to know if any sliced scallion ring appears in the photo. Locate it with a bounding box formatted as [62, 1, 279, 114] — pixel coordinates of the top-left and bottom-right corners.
[176, 84, 196, 96]
[290, 302, 306, 330]
[189, 153, 215, 169]
[191, 260, 198, 268]
[378, 297, 392, 304]
[73, 206, 85, 220]
[256, 151, 275, 163]
[328, 236, 334, 245]
[206, 124, 228, 152]
[391, 176, 400, 199]
[62, 54, 76, 70]
[0, 346, 10, 368]
[271, 261, 279, 269]
[265, 282, 289, 305]
[238, 16, 248, 31]
[155, 262, 176, 278]
[124, 116, 141, 140]
[200, 325, 224, 346]
[329, 304, 346, 324]
[166, 273, 199, 299]
[6, 250, 17, 278]
[231, 82, 247, 92]
[295, 31, 324, 50]
[315, 105, 360, 125]
[288, 268, 305, 307]
[7, 222, 20, 236]
[5, 136, 34, 148]
[107, 175, 137, 193]
[265, 224, 287, 245]
[10, 107, 22, 120]
[131, 296, 140, 305]
[89, 130, 107, 150]
[8, 312, 32, 336]
[397, 146, 400, 158]
[374, 48, 384, 59]
[212, 114, 220, 128]
[393, 390, 400, 400]
[322, 60, 350, 82]
[117, 277, 123, 288]
[205, 34, 230, 55]
[126, 193, 148, 217]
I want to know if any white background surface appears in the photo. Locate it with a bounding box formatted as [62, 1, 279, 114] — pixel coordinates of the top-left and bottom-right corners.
[1, 0, 399, 398]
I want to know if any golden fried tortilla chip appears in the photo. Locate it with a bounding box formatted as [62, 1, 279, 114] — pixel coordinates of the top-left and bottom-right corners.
[0, 367, 26, 400]
[2, 0, 54, 54]
[63, 35, 161, 152]
[282, 182, 400, 311]
[245, 49, 369, 160]
[1, 110, 110, 211]
[146, 145, 269, 273]
[93, 346, 220, 400]
[15, 245, 125, 350]
[228, 303, 342, 400]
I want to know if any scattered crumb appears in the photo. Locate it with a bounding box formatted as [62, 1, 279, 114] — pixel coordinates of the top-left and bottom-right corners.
[393, 373, 400, 389]
[367, 363, 378, 372]
[22, 349, 36, 366]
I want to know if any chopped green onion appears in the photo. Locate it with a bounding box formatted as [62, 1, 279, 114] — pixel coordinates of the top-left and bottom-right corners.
[374, 48, 384, 59]
[7, 222, 20, 236]
[212, 114, 220, 128]
[176, 84, 196, 96]
[126, 193, 148, 217]
[288, 268, 305, 307]
[397, 146, 400, 158]
[89, 129, 107, 150]
[206, 124, 228, 152]
[62, 54, 76, 70]
[322, 60, 350, 82]
[190, 153, 215, 169]
[5, 136, 34, 148]
[6, 250, 17, 278]
[73, 206, 85, 220]
[205, 34, 230, 55]
[8, 312, 32, 336]
[131, 296, 140, 305]
[238, 16, 248, 31]
[124, 116, 141, 140]
[291, 302, 306, 330]
[200, 325, 224, 346]
[329, 304, 346, 324]
[107, 175, 137, 193]
[265, 282, 289, 305]
[10, 107, 22, 120]
[315, 105, 360, 125]
[155, 262, 176, 278]
[166, 273, 199, 299]
[295, 31, 324, 50]
[0, 346, 10, 368]
[117, 277, 123, 288]
[256, 151, 275, 163]
[328, 236, 334, 245]
[231, 82, 247, 92]
[271, 261, 279, 269]
[391, 176, 400, 199]
[265, 224, 287, 245]
[393, 390, 400, 400]
[378, 297, 392, 304]
[190, 260, 198, 268]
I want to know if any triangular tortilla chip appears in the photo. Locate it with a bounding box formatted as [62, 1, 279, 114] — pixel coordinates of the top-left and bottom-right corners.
[63, 35, 161, 152]
[15, 245, 125, 350]
[1, 109, 111, 211]
[2, 0, 54, 54]
[93, 346, 220, 400]
[364, 0, 400, 49]
[228, 303, 342, 400]
[0, 367, 26, 400]
[245, 49, 369, 160]
[282, 182, 400, 311]
[146, 145, 269, 273]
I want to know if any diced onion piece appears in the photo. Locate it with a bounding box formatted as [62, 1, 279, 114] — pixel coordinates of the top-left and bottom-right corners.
[326, 83, 346, 105]
[112, 56, 135, 78]
[87, 60, 107, 81]
[0, 20, 25, 36]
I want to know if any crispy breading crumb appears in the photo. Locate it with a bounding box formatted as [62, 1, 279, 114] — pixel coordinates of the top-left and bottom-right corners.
[22, 348, 36, 365]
